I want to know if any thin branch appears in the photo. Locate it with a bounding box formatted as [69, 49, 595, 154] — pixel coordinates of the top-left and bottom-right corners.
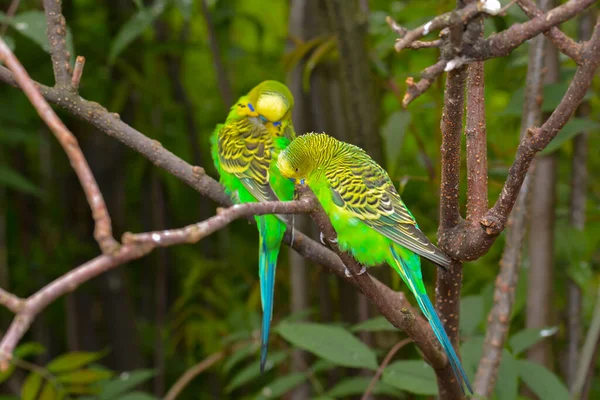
[390, 1, 501, 52]
[403, 59, 447, 108]
[0, 200, 314, 369]
[516, 0, 583, 62]
[361, 338, 412, 400]
[0, 288, 24, 314]
[463, 0, 597, 62]
[0, 0, 21, 36]
[71, 56, 85, 90]
[164, 351, 225, 400]
[0, 38, 118, 254]
[42, 0, 71, 87]
[572, 284, 600, 399]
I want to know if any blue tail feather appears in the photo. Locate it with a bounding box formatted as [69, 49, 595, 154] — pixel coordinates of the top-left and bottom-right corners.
[390, 247, 473, 394]
[258, 232, 279, 373]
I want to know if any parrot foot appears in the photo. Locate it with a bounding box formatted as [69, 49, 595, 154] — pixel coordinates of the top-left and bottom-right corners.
[343, 265, 367, 277]
[330, 236, 338, 244]
[320, 232, 326, 245]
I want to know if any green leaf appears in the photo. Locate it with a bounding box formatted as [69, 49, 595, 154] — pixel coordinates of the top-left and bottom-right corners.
[540, 118, 600, 155]
[0, 165, 42, 196]
[97, 369, 156, 400]
[47, 351, 108, 373]
[351, 316, 396, 332]
[381, 110, 411, 172]
[223, 344, 255, 373]
[495, 350, 518, 400]
[39, 382, 57, 400]
[256, 373, 306, 400]
[310, 359, 335, 374]
[9, 11, 74, 56]
[114, 392, 160, 400]
[517, 360, 569, 400]
[15, 342, 46, 359]
[56, 369, 113, 384]
[460, 295, 484, 336]
[276, 322, 378, 370]
[108, 0, 168, 64]
[226, 352, 287, 393]
[382, 360, 438, 395]
[327, 377, 399, 397]
[509, 327, 558, 355]
[22, 372, 43, 400]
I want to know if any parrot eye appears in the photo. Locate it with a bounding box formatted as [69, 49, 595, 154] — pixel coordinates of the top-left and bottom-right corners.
[273, 121, 281, 127]
[295, 168, 299, 172]
[259, 115, 268, 123]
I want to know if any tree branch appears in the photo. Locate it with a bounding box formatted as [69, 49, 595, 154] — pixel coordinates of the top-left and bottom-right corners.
[0, 38, 118, 254]
[473, 11, 546, 390]
[0, 200, 314, 369]
[42, 0, 72, 87]
[516, 0, 583, 62]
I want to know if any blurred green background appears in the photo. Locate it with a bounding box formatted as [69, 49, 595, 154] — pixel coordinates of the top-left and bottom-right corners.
[0, 0, 599, 399]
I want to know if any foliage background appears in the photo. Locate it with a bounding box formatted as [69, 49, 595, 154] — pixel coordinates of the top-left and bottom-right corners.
[0, 0, 598, 399]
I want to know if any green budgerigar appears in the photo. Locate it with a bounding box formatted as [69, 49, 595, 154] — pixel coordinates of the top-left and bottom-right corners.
[277, 133, 472, 394]
[211, 80, 295, 371]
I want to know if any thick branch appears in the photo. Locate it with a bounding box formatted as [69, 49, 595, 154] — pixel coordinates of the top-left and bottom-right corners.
[465, 26, 488, 223]
[0, 38, 118, 254]
[473, 13, 546, 392]
[42, 0, 72, 87]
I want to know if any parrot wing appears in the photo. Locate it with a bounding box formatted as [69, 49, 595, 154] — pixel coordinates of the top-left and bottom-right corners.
[326, 160, 451, 269]
[218, 118, 288, 222]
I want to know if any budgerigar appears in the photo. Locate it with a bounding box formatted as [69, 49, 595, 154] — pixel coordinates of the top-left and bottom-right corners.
[277, 133, 472, 393]
[211, 80, 295, 371]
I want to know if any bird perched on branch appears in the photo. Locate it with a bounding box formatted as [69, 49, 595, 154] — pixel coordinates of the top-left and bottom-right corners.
[211, 80, 295, 372]
[277, 132, 472, 394]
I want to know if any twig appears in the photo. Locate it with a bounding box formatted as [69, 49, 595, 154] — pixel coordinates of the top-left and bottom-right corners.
[42, 0, 71, 87]
[571, 284, 600, 399]
[0, 288, 24, 314]
[164, 351, 225, 400]
[390, 1, 500, 52]
[361, 338, 411, 400]
[0, 200, 315, 369]
[403, 59, 447, 107]
[71, 56, 85, 90]
[516, 0, 583, 62]
[0, 0, 21, 36]
[0, 38, 118, 254]
[473, 15, 546, 392]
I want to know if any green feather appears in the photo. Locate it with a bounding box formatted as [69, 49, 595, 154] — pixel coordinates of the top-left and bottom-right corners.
[277, 133, 472, 394]
[211, 80, 295, 372]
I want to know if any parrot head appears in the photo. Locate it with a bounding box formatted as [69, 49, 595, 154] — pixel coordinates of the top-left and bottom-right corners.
[277, 132, 335, 185]
[240, 80, 294, 137]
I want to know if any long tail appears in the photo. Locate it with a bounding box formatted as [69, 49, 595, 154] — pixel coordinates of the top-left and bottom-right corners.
[258, 221, 282, 373]
[390, 247, 473, 394]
